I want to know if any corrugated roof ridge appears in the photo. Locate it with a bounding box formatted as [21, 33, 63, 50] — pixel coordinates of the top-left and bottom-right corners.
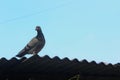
[39, 55, 116, 66]
[0, 55, 117, 67]
[0, 57, 8, 61]
[9, 57, 18, 61]
[114, 63, 120, 67]
[21, 55, 40, 63]
[72, 58, 79, 63]
[0, 55, 120, 76]
[90, 61, 97, 65]
[52, 56, 61, 62]
[62, 57, 70, 62]
[42, 55, 51, 60]
[0, 57, 9, 66]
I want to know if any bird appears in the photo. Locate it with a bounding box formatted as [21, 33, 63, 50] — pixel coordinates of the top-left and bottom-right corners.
[16, 26, 45, 58]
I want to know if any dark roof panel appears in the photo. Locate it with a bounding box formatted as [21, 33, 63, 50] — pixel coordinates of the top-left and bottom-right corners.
[0, 54, 120, 80]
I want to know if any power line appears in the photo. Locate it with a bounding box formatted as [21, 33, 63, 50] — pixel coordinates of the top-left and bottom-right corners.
[0, 0, 76, 24]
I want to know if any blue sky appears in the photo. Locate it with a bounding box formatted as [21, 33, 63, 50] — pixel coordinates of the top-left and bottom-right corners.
[0, 0, 120, 64]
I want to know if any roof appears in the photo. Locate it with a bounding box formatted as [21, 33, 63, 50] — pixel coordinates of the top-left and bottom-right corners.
[0, 55, 120, 80]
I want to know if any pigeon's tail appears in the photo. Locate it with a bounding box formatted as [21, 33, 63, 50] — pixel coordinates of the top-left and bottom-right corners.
[16, 49, 27, 58]
[16, 53, 26, 58]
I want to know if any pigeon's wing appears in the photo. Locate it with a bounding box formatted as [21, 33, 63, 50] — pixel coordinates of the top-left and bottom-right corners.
[28, 41, 45, 55]
[16, 37, 39, 57]
[35, 41, 45, 54]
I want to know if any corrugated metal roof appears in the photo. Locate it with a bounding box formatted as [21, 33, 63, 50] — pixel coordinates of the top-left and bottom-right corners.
[0, 55, 120, 80]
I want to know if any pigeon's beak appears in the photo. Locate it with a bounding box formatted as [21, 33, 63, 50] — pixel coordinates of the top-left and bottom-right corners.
[35, 26, 41, 31]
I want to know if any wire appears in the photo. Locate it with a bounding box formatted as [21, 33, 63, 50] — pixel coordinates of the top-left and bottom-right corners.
[0, 0, 76, 24]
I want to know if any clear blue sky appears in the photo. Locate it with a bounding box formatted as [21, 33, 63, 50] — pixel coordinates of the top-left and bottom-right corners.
[0, 0, 120, 64]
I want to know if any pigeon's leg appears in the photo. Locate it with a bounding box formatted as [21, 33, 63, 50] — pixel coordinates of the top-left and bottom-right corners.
[33, 51, 37, 55]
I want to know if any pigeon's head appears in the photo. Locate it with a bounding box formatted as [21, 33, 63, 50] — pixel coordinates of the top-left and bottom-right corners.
[35, 26, 41, 31]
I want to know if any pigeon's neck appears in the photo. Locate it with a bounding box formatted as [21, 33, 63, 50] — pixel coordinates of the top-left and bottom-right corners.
[37, 30, 41, 35]
[36, 30, 44, 39]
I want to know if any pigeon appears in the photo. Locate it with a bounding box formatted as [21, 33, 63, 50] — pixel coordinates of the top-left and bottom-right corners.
[16, 26, 45, 57]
